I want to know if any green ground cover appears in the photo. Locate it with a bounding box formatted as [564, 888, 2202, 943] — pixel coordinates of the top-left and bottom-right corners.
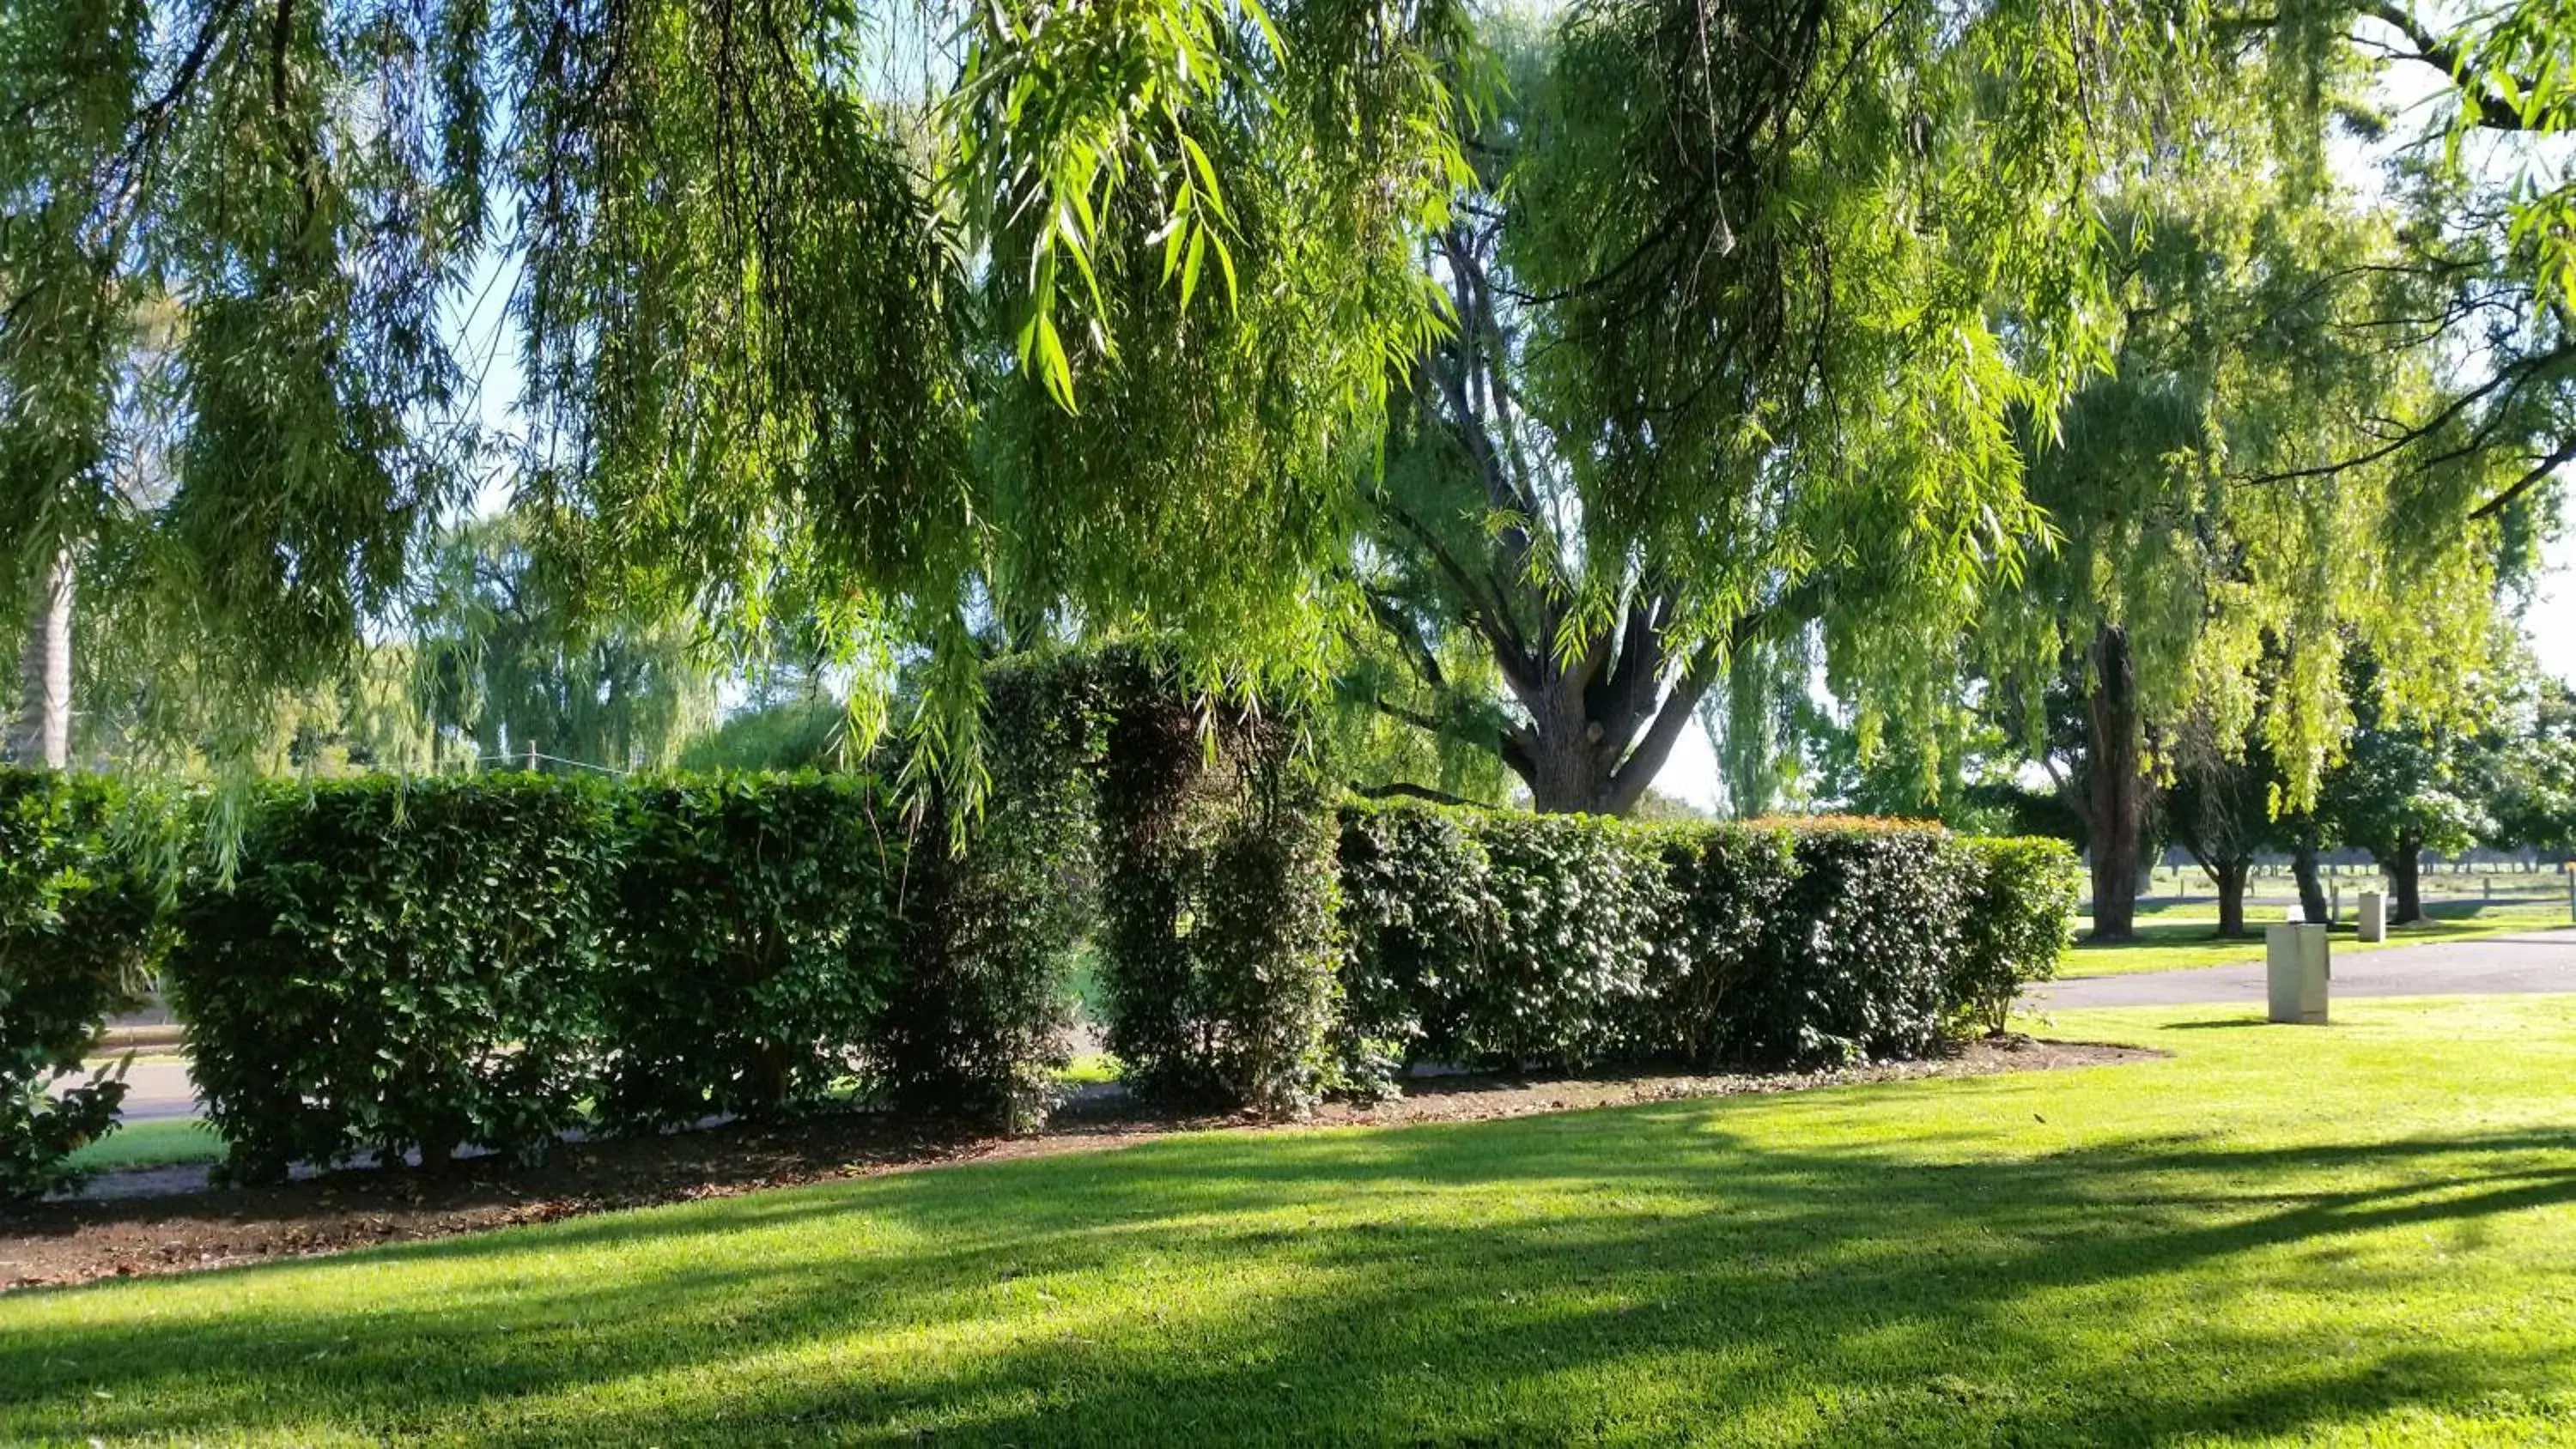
[2062, 901, 2571, 978]
[60, 1117, 223, 1175]
[7, 996, 2575, 1445]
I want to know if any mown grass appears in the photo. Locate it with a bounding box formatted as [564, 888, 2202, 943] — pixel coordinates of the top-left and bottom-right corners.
[2062, 900, 2570, 978]
[61, 1116, 223, 1175]
[6, 996, 2576, 1445]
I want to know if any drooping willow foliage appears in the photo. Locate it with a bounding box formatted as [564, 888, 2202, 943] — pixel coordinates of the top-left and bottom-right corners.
[1, 0, 2567, 805]
[0, 0, 1470, 793]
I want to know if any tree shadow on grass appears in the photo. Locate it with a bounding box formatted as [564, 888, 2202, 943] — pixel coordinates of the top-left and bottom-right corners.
[5, 1108, 2573, 1446]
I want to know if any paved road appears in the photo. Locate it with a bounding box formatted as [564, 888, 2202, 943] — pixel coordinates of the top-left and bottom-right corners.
[59, 1057, 200, 1122]
[2030, 927, 2576, 1010]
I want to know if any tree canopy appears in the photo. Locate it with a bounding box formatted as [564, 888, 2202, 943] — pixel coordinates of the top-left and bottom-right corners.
[2, 0, 2569, 813]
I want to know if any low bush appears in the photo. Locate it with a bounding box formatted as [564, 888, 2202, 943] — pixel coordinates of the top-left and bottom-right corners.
[168, 776, 617, 1182]
[1951, 836, 2080, 1034]
[0, 771, 161, 1201]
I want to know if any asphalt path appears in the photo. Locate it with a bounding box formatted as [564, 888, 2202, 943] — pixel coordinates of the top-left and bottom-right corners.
[2030, 927, 2576, 1010]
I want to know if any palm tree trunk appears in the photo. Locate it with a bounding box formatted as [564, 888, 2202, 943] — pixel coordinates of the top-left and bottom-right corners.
[10, 549, 71, 768]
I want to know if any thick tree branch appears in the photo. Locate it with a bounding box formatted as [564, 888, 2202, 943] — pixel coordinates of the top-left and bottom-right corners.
[1380, 500, 1536, 698]
[2470, 436, 2576, 520]
[2357, 2, 2544, 132]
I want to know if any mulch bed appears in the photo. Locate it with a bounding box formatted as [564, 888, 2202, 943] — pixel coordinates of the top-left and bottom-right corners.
[2, 1036, 2155, 1292]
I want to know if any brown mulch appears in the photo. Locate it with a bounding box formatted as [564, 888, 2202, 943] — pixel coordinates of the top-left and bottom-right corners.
[1, 1036, 2154, 1292]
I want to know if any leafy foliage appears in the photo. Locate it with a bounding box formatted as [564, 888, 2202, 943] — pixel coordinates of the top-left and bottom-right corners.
[601, 777, 903, 1132]
[1950, 839, 2080, 1036]
[1336, 801, 2076, 1090]
[0, 771, 160, 1201]
[1095, 652, 1343, 1114]
[169, 776, 618, 1182]
[877, 655, 1102, 1131]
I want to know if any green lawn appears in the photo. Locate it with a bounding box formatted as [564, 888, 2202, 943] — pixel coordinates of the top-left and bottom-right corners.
[61, 1116, 223, 1175]
[7, 999, 2576, 1443]
[2063, 902, 2571, 978]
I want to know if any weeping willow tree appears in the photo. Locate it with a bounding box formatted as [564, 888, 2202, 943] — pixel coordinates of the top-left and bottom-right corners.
[411, 514, 717, 773]
[0, 0, 1468, 797]
[1981, 146, 2525, 939]
[3, 0, 2563, 807]
[1345, 0, 2197, 815]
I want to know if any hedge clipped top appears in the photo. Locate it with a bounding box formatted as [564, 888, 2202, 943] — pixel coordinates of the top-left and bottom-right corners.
[1335, 799, 2075, 1081]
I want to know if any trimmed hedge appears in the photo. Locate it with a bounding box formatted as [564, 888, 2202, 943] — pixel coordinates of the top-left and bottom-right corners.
[1337, 802, 2076, 1090]
[0, 771, 161, 1201]
[170, 776, 618, 1180]
[1095, 653, 1342, 1116]
[166, 771, 1095, 1181]
[602, 776, 903, 1132]
[1951, 837, 2080, 1034]
[30, 658, 2075, 1182]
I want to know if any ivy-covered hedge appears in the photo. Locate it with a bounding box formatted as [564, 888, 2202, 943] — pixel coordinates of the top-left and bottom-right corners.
[0, 771, 163, 1202]
[1337, 802, 2075, 1090]
[1095, 656, 1342, 1116]
[876, 656, 1099, 1131]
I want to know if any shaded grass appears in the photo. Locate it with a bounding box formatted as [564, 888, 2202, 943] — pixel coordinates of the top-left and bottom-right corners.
[6, 997, 2576, 1445]
[2063, 903, 2570, 978]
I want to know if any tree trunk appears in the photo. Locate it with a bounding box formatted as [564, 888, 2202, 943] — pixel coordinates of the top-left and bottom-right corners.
[2082, 626, 2150, 942]
[2293, 834, 2330, 924]
[2389, 829, 2424, 925]
[2215, 858, 2251, 938]
[1523, 721, 1619, 815]
[9, 549, 71, 768]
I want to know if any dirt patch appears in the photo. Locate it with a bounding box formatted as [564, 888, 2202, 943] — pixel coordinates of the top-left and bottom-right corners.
[1, 1037, 2154, 1292]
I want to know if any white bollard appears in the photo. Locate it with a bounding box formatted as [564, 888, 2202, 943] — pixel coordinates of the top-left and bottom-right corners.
[2356, 889, 2386, 943]
[2267, 923, 2330, 1024]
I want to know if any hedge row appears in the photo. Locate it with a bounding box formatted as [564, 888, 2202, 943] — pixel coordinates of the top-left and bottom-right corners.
[1, 773, 160, 1200]
[1334, 803, 2075, 1089]
[3, 675, 2074, 1193]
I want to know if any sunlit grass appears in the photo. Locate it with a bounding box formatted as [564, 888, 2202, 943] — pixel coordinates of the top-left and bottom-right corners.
[62, 1116, 223, 1175]
[7, 997, 2576, 1444]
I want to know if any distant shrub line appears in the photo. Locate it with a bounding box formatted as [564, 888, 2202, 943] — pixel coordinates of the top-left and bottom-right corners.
[1, 652, 2074, 1197]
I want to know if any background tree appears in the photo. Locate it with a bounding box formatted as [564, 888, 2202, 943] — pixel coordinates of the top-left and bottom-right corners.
[2483, 673, 2576, 856]
[413, 517, 716, 775]
[2313, 650, 2500, 923]
[1350, 0, 2177, 815]
[1983, 147, 2513, 938]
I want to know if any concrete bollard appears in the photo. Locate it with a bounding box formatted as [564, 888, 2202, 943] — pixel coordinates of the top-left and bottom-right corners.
[2357, 889, 2386, 943]
[2267, 923, 2330, 1024]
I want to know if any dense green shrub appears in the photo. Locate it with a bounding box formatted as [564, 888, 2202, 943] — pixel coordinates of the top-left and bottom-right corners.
[1333, 802, 1489, 1091]
[1645, 822, 1798, 1064]
[1444, 813, 1675, 1070]
[1336, 803, 2074, 1085]
[878, 655, 1099, 1130]
[168, 776, 617, 1181]
[1096, 652, 1341, 1115]
[0, 771, 161, 1201]
[600, 775, 903, 1132]
[1951, 837, 2080, 1034]
[1730, 819, 1969, 1066]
